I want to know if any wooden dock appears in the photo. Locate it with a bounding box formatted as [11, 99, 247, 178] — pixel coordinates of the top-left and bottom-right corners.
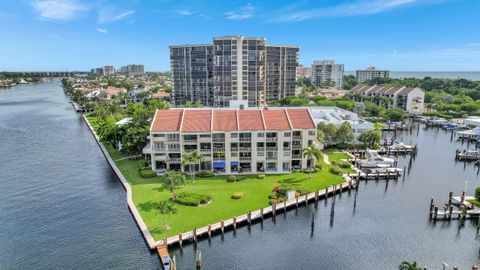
[349, 146, 417, 157]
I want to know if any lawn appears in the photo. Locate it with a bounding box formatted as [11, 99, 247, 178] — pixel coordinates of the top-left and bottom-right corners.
[112, 153, 345, 240]
[324, 149, 355, 174]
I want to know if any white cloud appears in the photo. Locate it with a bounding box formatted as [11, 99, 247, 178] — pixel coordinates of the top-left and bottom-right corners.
[177, 9, 193, 16]
[275, 0, 444, 22]
[97, 28, 108, 34]
[98, 8, 135, 23]
[225, 5, 255, 20]
[31, 0, 86, 21]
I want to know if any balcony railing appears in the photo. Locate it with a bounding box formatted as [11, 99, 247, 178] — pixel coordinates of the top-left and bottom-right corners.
[266, 147, 278, 151]
[292, 145, 302, 150]
[167, 158, 181, 163]
[239, 137, 251, 142]
[239, 147, 251, 151]
[292, 136, 302, 140]
[292, 154, 302, 159]
[200, 148, 211, 153]
[283, 147, 291, 151]
[167, 138, 180, 142]
[266, 137, 277, 142]
[213, 157, 225, 161]
[239, 156, 251, 161]
[153, 148, 166, 152]
[167, 148, 181, 152]
[183, 139, 198, 143]
[213, 147, 225, 152]
[183, 148, 197, 153]
[230, 147, 239, 152]
[212, 138, 225, 142]
[256, 147, 265, 152]
[266, 156, 277, 160]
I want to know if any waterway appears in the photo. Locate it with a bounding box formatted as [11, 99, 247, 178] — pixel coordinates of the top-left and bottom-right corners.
[1, 81, 480, 269]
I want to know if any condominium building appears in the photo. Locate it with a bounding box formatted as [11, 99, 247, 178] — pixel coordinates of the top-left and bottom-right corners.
[355, 67, 390, 83]
[91, 65, 116, 76]
[350, 85, 425, 113]
[120, 64, 145, 75]
[170, 36, 299, 107]
[149, 108, 317, 174]
[310, 60, 344, 89]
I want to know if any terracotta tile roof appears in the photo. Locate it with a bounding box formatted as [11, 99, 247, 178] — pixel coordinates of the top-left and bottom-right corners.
[151, 109, 183, 132]
[286, 109, 315, 129]
[263, 110, 291, 130]
[238, 110, 265, 131]
[181, 110, 211, 132]
[212, 110, 237, 131]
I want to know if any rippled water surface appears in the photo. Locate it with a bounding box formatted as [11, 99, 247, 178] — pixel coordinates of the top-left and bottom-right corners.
[1, 82, 480, 269]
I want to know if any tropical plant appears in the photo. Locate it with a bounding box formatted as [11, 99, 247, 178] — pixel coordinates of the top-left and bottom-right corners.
[162, 172, 186, 200]
[398, 261, 422, 270]
[154, 200, 177, 231]
[182, 150, 204, 183]
[358, 129, 382, 148]
[302, 145, 322, 180]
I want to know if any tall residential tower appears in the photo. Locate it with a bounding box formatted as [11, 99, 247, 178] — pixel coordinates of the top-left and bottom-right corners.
[170, 36, 299, 107]
[310, 60, 344, 89]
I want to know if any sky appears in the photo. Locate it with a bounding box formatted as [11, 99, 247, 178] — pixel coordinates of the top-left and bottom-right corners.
[0, 0, 479, 72]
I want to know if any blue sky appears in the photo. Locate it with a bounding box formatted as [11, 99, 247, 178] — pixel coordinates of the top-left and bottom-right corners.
[0, 0, 479, 71]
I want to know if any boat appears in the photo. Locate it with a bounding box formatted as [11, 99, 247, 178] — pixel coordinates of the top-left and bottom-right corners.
[456, 150, 480, 161]
[364, 167, 402, 174]
[457, 126, 480, 140]
[357, 150, 396, 168]
[387, 141, 414, 151]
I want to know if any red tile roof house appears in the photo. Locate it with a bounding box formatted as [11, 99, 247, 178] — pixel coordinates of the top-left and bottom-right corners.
[149, 108, 318, 174]
[99, 86, 127, 100]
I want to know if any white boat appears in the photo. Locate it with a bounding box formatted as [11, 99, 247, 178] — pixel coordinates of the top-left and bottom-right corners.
[387, 141, 414, 150]
[365, 167, 402, 174]
[357, 150, 396, 168]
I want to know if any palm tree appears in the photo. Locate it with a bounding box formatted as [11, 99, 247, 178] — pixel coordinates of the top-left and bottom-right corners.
[154, 200, 177, 231]
[398, 261, 422, 270]
[182, 152, 194, 182]
[190, 150, 204, 183]
[302, 145, 322, 180]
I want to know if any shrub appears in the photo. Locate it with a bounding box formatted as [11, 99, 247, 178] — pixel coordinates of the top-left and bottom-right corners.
[257, 174, 266, 179]
[315, 162, 323, 170]
[175, 192, 211, 206]
[227, 175, 237, 182]
[335, 161, 351, 169]
[138, 168, 157, 178]
[195, 170, 214, 178]
[231, 192, 244, 199]
[276, 186, 288, 196]
[269, 194, 278, 200]
[277, 197, 285, 203]
[296, 188, 310, 196]
[475, 187, 480, 201]
[269, 199, 278, 205]
[329, 166, 342, 175]
[301, 168, 318, 174]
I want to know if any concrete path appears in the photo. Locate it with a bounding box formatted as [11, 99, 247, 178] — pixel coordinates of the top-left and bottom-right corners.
[322, 153, 331, 165]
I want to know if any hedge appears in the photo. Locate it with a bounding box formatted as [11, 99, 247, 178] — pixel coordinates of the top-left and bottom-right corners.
[195, 170, 214, 178]
[175, 192, 211, 206]
[231, 192, 244, 199]
[138, 168, 157, 178]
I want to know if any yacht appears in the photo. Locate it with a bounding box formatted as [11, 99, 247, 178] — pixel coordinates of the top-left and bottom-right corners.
[357, 150, 396, 168]
[387, 141, 414, 151]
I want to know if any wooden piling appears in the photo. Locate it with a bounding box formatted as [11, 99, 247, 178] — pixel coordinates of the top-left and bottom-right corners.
[296, 197, 299, 208]
[179, 233, 183, 247]
[247, 211, 252, 225]
[221, 221, 224, 234]
[260, 208, 264, 220]
[434, 206, 438, 219]
[233, 216, 237, 230]
[272, 204, 276, 216]
[305, 194, 308, 206]
[207, 225, 211, 238]
[193, 228, 197, 243]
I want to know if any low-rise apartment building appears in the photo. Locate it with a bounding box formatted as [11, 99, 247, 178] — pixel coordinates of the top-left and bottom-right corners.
[350, 85, 425, 113]
[149, 108, 317, 174]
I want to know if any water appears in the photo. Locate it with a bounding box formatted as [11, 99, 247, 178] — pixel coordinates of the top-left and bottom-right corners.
[1, 82, 480, 269]
[345, 71, 480, 80]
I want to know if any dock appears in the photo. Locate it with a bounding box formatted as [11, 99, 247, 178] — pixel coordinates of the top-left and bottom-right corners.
[429, 192, 480, 221]
[350, 146, 417, 157]
[455, 150, 480, 161]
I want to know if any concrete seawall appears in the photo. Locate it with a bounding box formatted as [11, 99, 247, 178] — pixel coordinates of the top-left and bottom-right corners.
[82, 115, 160, 249]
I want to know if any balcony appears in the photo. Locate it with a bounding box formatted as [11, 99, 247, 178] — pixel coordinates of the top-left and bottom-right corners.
[167, 158, 181, 163]
[153, 147, 166, 152]
[239, 156, 251, 161]
[266, 147, 278, 151]
[292, 154, 302, 159]
[266, 156, 277, 161]
[230, 147, 239, 152]
[167, 148, 181, 152]
[212, 138, 225, 142]
[292, 145, 302, 150]
[183, 148, 197, 153]
[239, 147, 252, 152]
[292, 136, 302, 140]
[183, 139, 198, 144]
[239, 137, 251, 142]
[213, 147, 225, 152]
[283, 147, 291, 151]
[200, 148, 211, 153]
[213, 157, 225, 161]
[266, 137, 277, 142]
[256, 147, 265, 152]
[167, 137, 180, 142]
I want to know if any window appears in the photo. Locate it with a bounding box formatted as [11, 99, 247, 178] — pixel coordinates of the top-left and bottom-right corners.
[153, 134, 165, 137]
[200, 134, 211, 138]
[257, 133, 264, 137]
[283, 151, 290, 157]
[308, 131, 315, 136]
[284, 132, 291, 137]
[230, 133, 238, 138]
[257, 152, 264, 157]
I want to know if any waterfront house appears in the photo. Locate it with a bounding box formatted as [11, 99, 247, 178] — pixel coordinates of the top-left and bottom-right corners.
[99, 86, 127, 100]
[149, 108, 317, 174]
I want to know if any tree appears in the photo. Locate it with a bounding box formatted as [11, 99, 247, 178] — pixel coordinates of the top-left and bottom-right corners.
[475, 187, 480, 201]
[358, 129, 382, 148]
[317, 122, 337, 147]
[154, 200, 177, 231]
[182, 150, 204, 183]
[342, 74, 357, 90]
[336, 122, 354, 145]
[302, 145, 322, 180]
[398, 261, 422, 270]
[162, 172, 186, 200]
[384, 108, 405, 122]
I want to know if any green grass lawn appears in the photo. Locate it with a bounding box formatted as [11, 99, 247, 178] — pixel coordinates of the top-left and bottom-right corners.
[113, 154, 345, 240]
[85, 115, 100, 130]
[324, 149, 355, 174]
